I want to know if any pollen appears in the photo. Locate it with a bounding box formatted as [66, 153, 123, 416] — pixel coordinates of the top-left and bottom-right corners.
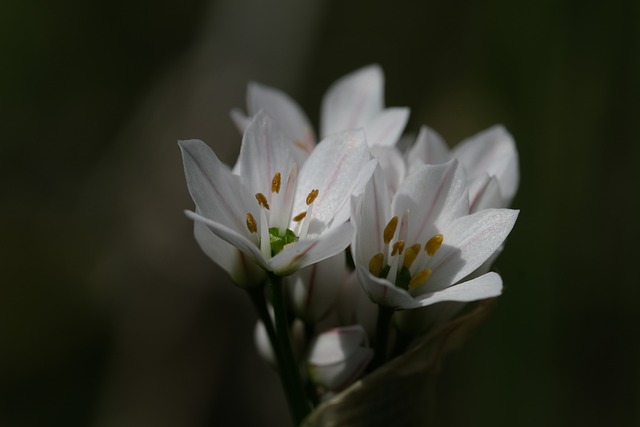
[425, 234, 443, 257]
[306, 189, 319, 205]
[368, 253, 385, 277]
[403, 244, 422, 268]
[255, 193, 270, 210]
[246, 213, 257, 233]
[292, 211, 307, 222]
[408, 268, 432, 290]
[383, 216, 399, 244]
[391, 240, 405, 256]
[271, 172, 281, 193]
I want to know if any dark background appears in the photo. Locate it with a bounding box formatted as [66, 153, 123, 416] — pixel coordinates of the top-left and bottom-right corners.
[2, 0, 639, 425]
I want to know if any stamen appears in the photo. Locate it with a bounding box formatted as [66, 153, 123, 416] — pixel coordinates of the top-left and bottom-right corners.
[409, 268, 432, 290]
[271, 172, 281, 193]
[368, 253, 385, 277]
[403, 244, 421, 268]
[306, 189, 319, 205]
[391, 240, 405, 256]
[255, 193, 270, 210]
[292, 211, 307, 222]
[246, 213, 257, 233]
[383, 216, 399, 244]
[425, 234, 443, 256]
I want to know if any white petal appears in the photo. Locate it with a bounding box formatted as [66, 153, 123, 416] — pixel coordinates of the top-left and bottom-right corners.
[229, 108, 252, 135]
[453, 125, 519, 204]
[293, 129, 373, 234]
[320, 65, 384, 138]
[337, 272, 378, 338]
[269, 222, 354, 275]
[185, 210, 268, 271]
[308, 325, 369, 365]
[328, 158, 378, 229]
[413, 272, 503, 306]
[239, 112, 296, 200]
[246, 82, 316, 152]
[469, 174, 504, 212]
[427, 208, 519, 290]
[354, 165, 391, 264]
[392, 160, 469, 245]
[406, 125, 451, 172]
[370, 145, 406, 195]
[179, 139, 255, 236]
[356, 265, 425, 309]
[309, 347, 373, 391]
[193, 214, 265, 287]
[363, 107, 410, 147]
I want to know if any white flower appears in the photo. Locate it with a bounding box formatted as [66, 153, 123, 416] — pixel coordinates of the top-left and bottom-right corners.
[180, 112, 376, 277]
[407, 125, 520, 210]
[230, 65, 409, 168]
[352, 161, 519, 309]
[307, 325, 373, 392]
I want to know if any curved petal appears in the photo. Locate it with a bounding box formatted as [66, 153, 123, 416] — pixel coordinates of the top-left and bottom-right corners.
[246, 82, 316, 152]
[269, 222, 354, 275]
[414, 272, 502, 306]
[308, 325, 369, 365]
[354, 165, 391, 264]
[229, 108, 252, 135]
[239, 112, 296, 200]
[185, 210, 268, 271]
[363, 107, 410, 147]
[453, 125, 519, 204]
[356, 265, 425, 309]
[308, 347, 374, 391]
[469, 174, 504, 212]
[370, 145, 406, 195]
[179, 139, 255, 237]
[427, 208, 519, 290]
[193, 214, 265, 287]
[292, 129, 373, 234]
[320, 65, 384, 138]
[406, 125, 451, 172]
[392, 160, 469, 245]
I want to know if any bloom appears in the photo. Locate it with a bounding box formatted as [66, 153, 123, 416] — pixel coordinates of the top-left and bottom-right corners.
[230, 65, 409, 167]
[180, 112, 376, 277]
[406, 125, 520, 210]
[306, 325, 373, 392]
[352, 160, 519, 309]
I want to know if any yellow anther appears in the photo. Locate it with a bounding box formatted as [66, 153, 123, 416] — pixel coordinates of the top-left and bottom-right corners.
[246, 213, 257, 233]
[271, 172, 281, 193]
[368, 253, 385, 277]
[409, 268, 432, 290]
[425, 234, 444, 257]
[292, 211, 307, 222]
[383, 216, 399, 244]
[403, 244, 422, 268]
[306, 189, 319, 205]
[255, 193, 270, 210]
[293, 140, 307, 150]
[391, 240, 405, 256]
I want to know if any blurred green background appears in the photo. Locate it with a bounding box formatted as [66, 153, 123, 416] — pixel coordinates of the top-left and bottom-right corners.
[2, 0, 639, 425]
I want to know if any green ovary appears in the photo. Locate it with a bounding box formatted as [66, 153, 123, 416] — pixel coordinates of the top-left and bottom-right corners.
[269, 227, 297, 256]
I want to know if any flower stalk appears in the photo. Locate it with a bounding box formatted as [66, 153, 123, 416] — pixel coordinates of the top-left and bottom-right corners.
[268, 272, 312, 425]
[370, 305, 394, 371]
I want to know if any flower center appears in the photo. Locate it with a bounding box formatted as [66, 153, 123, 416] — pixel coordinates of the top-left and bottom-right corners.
[244, 169, 320, 258]
[368, 215, 444, 292]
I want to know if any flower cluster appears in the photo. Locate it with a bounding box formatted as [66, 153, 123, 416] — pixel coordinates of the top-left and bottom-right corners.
[180, 65, 519, 425]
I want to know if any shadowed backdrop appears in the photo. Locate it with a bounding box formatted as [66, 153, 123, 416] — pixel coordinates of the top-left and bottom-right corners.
[1, 0, 639, 425]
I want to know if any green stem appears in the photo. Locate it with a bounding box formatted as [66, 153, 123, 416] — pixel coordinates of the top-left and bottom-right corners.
[268, 272, 312, 425]
[369, 304, 394, 372]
